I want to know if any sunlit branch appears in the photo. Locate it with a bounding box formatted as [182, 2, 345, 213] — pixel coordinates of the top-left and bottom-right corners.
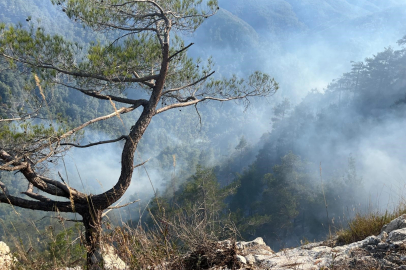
[163, 71, 215, 95]
[0, 154, 24, 168]
[39, 175, 81, 197]
[0, 106, 42, 122]
[168, 43, 194, 61]
[0, 163, 28, 171]
[155, 96, 242, 114]
[60, 106, 136, 140]
[0, 151, 28, 171]
[107, 199, 140, 209]
[102, 199, 141, 217]
[133, 158, 150, 169]
[0, 114, 37, 122]
[61, 135, 128, 148]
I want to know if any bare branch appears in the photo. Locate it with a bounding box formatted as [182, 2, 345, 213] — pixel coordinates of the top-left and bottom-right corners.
[40, 175, 81, 197]
[110, 1, 166, 16]
[162, 71, 215, 95]
[107, 199, 140, 210]
[60, 106, 136, 140]
[0, 193, 74, 212]
[0, 163, 28, 171]
[61, 135, 128, 148]
[133, 158, 150, 169]
[0, 150, 72, 197]
[22, 184, 53, 202]
[133, 71, 155, 88]
[0, 115, 36, 122]
[155, 96, 241, 115]
[0, 151, 28, 171]
[56, 82, 149, 106]
[168, 43, 194, 61]
[102, 198, 141, 217]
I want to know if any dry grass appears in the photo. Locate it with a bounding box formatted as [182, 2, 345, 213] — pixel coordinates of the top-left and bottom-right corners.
[105, 204, 240, 270]
[335, 203, 406, 245]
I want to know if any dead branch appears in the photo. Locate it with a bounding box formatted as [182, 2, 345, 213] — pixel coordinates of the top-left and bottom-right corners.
[56, 82, 149, 106]
[61, 135, 128, 148]
[102, 199, 141, 217]
[133, 158, 151, 169]
[162, 71, 215, 95]
[168, 43, 194, 61]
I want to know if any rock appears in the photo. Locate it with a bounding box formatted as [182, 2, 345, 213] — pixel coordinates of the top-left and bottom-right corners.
[215, 215, 406, 269]
[377, 231, 388, 241]
[362, 235, 380, 246]
[101, 244, 128, 270]
[236, 237, 267, 250]
[0, 241, 16, 269]
[244, 254, 256, 265]
[381, 214, 406, 233]
[62, 244, 127, 270]
[377, 242, 389, 249]
[388, 228, 406, 242]
[236, 255, 246, 264]
[160, 215, 406, 270]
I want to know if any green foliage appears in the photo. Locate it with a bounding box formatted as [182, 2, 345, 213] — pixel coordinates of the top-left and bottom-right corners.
[145, 166, 237, 238]
[230, 152, 320, 242]
[46, 224, 85, 264]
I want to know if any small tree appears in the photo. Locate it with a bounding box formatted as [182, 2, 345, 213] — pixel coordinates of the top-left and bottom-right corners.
[0, 0, 278, 268]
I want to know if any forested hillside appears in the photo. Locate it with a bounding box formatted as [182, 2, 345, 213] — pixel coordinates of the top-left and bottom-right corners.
[146, 39, 406, 250]
[0, 0, 406, 267]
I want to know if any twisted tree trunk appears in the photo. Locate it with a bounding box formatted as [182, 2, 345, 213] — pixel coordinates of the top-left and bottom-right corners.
[80, 206, 103, 270]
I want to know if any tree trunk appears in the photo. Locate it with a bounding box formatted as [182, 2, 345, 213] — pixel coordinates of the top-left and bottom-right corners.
[81, 207, 103, 270]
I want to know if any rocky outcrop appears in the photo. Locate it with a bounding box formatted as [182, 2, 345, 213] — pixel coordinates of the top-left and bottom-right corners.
[209, 215, 406, 270]
[0, 241, 15, 269]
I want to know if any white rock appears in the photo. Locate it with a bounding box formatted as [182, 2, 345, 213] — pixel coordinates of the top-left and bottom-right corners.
[388, 228, 406, 242]
[0, 241, 16, 269]
[236, 255, 246, 264]
[102, 244, 128, 270]
[236, 237, 267, 250]
[244, 254, 256, 264]
[381, 214, 406, 233]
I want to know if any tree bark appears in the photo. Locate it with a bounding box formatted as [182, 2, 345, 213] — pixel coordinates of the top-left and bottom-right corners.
[81, 207, 103, 270]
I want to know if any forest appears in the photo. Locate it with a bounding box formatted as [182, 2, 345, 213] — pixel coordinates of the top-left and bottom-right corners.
[1, 0, 406, 269]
